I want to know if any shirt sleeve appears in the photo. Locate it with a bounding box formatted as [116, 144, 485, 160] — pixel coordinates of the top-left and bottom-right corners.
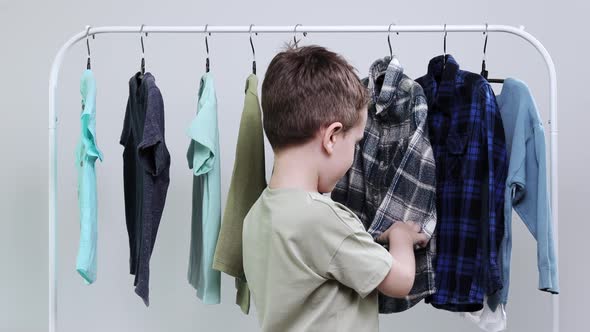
[513, 121, 558, 294]
[480, 84, 509, 291]
[120, 98, 131, 147]
[138, 86, 170, 176]
[326, 226, 393, 298]
[186, 115, 217, 177]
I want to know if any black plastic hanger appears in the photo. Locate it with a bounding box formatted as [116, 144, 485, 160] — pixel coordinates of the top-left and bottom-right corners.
[442, 24, 448, 70]
[375, 24, 399, 87]
[387, 23, 399, 58]
[293, 24, 307, 48]
[85, 26, 94, 70]
[481, 24, 505, 84]
[205, 24, 211, 73]
[249, 24, 257, 74]
[139, 24, 147, 79]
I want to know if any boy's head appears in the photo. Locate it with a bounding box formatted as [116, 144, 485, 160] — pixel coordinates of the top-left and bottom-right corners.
[262, 45, 368, 192]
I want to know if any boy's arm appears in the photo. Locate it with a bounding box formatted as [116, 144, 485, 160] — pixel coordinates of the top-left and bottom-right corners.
[376, 222, 428, 298]
[323, 211, 426, 299]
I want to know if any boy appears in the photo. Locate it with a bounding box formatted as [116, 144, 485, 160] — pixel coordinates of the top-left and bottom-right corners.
[242, 45, 429, 332]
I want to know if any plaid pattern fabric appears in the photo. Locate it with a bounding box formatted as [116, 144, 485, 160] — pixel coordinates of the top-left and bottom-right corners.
[332, 56, 437, 313]
[416, 55, 508, 312]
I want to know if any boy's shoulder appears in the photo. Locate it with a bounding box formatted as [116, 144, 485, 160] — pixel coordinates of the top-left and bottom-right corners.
[308, 192, 359, 222]
[296, 191, 366, 235]
[250, 189, 365, 236]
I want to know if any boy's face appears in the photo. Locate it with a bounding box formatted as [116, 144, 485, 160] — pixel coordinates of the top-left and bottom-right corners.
[319, 108, 367, 193]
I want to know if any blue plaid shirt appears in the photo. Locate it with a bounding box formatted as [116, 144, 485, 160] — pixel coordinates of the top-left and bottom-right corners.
[416, 55, 508, 312]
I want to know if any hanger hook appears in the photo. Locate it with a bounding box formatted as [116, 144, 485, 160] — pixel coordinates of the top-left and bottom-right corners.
[204, 24, 210, 56]
[480, 23, 490, 78]
[205, 24, 211, 72]
[249, 24, 258, 74]
[249, 24, 257, 60]
[443, 24, 447, 57]
[85, 25, 94, 69]
[387, 23, 398, 58]
[442, 24, 448, 69]
[139, 24, 147, 75]
[483, 23, 489, 61]
[140, 24, 147, 55]
[293, 24, 307, 48]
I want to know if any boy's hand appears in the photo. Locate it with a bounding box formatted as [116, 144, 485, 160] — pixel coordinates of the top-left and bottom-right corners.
[375, 221, 428, 298]
[376, 221, 429, 248]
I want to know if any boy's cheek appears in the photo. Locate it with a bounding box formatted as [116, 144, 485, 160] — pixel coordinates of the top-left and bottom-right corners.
[346, 144, 356, 169]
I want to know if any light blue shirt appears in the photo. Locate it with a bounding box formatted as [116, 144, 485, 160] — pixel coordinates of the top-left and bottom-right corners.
[186, 72, 221, 304]
[489, 78, 558, 308]
[75, 69, 103, 284]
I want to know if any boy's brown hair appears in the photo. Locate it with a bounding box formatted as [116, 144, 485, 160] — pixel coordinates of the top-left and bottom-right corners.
[261, 44, 369, 150]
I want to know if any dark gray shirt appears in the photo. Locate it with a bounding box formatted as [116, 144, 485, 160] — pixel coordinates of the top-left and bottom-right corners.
[120, 72, 170, 306]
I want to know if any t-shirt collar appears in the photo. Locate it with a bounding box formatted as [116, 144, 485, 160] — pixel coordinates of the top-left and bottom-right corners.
[80, 69, 96, 115]
[245, 73, 258, 95]
[129, 71, 154, 104]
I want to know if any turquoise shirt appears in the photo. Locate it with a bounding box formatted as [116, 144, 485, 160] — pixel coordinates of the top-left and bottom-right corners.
[186, 72, 221, 304]
[488, 78, 559, 308]
[75, 69, 103, 284]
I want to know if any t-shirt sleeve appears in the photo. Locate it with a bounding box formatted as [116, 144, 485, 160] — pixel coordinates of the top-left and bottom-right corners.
[81, 114, 103, 162]
[187, 139, 215, 176]
[120, 98, 131, 147]
[138, 87, 170, 176]
[186, 91, 218, 177]
[323, 210, 393, 298]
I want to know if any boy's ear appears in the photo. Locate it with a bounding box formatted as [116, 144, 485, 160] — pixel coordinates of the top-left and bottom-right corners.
[322, 122, 343, 155]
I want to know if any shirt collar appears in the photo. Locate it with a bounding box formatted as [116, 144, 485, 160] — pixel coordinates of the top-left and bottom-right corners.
[245, 73, 258, 95]
[80, 69, 96, 115]
[367, 56, 405, 116]
[422, 54, 460, 115]
[129, 71, 154, 104]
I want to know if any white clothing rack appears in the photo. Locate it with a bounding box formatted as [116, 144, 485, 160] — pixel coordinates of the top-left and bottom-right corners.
[48, 24, 559, 332]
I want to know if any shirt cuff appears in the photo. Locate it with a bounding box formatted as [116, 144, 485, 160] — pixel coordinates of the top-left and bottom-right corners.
[538, 266, 559, 294]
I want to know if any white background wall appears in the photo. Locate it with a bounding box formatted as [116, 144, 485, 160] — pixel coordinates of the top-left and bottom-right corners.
[1, 0, 588, 331]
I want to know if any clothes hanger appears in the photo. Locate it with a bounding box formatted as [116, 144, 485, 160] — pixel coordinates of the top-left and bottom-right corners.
[375, 23, 400, 87]
[205, 24, 211, 72]
[480, 24, 505, 84]
[442, 24, 448, 71]
[293, 24, 307, 48]
[85, 26, 94, 70]
[249, 24, 257, 74]
[387, 23, 399, 58]
[139, 24, 147, 79]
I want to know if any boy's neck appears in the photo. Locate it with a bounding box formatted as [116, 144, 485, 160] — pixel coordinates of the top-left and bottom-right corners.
[268, 145, 320, 193]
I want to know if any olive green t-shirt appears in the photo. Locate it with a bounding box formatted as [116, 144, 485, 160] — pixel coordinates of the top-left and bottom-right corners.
[243, 187, 393, 332]
[212, 74, 266, 314]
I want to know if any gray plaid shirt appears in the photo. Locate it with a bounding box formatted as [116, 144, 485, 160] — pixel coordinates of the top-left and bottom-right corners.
[332, 56, 437, 313]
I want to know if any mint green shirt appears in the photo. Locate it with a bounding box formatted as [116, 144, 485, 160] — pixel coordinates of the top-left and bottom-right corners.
[75, 69, 103, 284]
[186, 72, 221, 304]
